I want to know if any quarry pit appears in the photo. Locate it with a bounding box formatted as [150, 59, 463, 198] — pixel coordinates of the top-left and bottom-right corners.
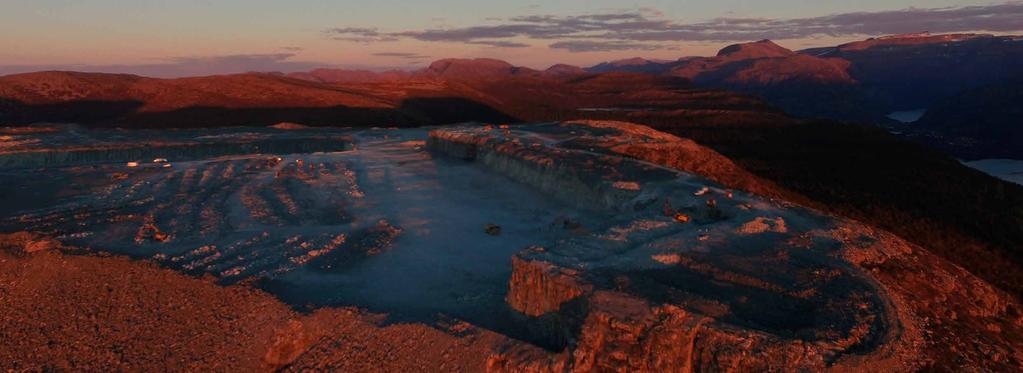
[1, 122, 1019, 371]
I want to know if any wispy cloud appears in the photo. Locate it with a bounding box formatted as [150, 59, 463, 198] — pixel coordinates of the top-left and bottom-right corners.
[465, 40, 530, 48]
[548, 40, 667, 52]
[325, 3, 1023, 52]
[325, 27, 399, 43]
[372, 52, 432, 60]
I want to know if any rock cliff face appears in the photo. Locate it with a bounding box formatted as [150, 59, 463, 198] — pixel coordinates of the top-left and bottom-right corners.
[427, 122, 1023, 372]
[506, 254, 591, 317]
[491, 290, 841, 372]
[428, 126, 660, 212]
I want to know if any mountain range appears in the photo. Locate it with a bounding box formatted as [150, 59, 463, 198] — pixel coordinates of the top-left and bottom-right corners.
[585, 33, 1023, 160]
[228, 32, 1021, 160]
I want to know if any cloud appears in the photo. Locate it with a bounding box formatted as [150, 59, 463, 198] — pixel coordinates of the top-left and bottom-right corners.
[465, 40, 530, 48]
[166, 53, 295, 65]
[607, 3, 1023, 42]
[549, 40, 667, 52]
[372, 52, 432, 59]
[324, 3, 1023, 52]
[0, 53, 321, 78]
[396, 25, 558, 42]
[325, 27, 399, 42]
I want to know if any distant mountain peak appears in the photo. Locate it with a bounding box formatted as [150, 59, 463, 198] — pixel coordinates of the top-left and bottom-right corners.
[837, 32, 995, 51]
[417, 58, 539, 79]
[427, 58, 513, 69]
[607, 57, 657, 66]
[586, 58, 676, 74]
[544, 64, 587, 76]
[717, 40, 794, 59]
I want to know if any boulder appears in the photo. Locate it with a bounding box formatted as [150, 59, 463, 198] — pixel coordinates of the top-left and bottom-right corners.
[0, 231, 61, 255]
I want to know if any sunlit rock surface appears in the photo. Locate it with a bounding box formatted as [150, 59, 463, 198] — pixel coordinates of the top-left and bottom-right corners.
[1, 122, 1020, 371]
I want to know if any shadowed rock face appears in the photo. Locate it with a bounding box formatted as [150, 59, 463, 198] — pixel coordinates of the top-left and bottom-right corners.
[1, 121, 1020, 371]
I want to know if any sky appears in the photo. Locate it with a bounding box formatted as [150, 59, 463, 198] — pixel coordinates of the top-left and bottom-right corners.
[1, 0, 1022, 77]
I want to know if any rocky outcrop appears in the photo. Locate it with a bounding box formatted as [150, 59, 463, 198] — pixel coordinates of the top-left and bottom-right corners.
[567, 120, 785, 198]
[0, 231, 61, 255]
[491, 291, 832, 372]
[506, 254, 592, 317]
[427, 126, 656, 212]
[264, 320, 321, 368]
[736, 216, 787, 234]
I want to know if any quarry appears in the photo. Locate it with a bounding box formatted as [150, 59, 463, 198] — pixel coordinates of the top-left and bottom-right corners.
[1, 122, 1020, 371]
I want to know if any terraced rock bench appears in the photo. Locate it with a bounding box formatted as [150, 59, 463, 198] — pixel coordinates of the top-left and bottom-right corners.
[428, 122, 1021, 372]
